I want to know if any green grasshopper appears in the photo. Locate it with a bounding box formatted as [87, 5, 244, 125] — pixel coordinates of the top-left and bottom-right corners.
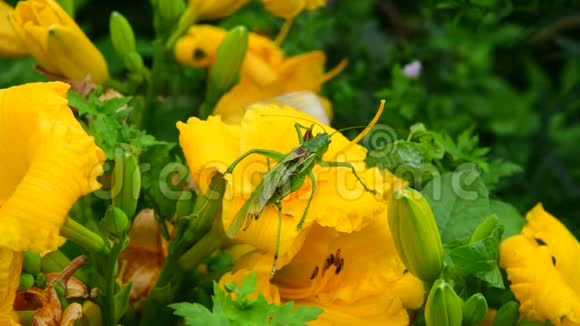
[225, 100, 385, 277]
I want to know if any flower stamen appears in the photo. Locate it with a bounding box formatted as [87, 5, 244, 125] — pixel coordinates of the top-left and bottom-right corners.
[310, 266, 319, 280]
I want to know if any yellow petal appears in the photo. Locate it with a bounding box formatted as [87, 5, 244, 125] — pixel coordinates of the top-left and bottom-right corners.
[0, 248, 22, 314]
[212, 79, 285, 124]
[261, 0, 325, 18]
[0, 82, 104, 253]
[304, 295, 409, 326]
[222, 196, 312, 265]
[177, 115, 241, 191]
[189, 0, 251, 21]
[0, 1, 28, 57]
[219, 251, 282, 303]
[521, 204, 580, 292]
[500, 235, 580, 325]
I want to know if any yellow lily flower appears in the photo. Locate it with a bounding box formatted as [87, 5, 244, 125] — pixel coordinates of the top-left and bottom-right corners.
[499, 204, 580, 325]
[9, 0, 109, 84]
[177, 103, 404, 269]
[175, 25, 344, 124]
[0, 82, 105, 321]
[220, 210, 424, 325]
[262, 0, 326, 19]
[0, 1, 28, 58]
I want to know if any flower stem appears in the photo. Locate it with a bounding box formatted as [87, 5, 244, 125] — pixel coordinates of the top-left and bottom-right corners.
[178, 227, 226, 271]
[102, 243, 123, 326]
[60, 217, 109, 255]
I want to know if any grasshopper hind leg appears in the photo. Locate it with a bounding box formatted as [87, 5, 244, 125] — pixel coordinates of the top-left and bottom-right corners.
[271, 201, 283, 279]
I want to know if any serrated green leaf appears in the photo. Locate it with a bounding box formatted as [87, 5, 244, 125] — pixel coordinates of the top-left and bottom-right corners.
[170, 302, 228, 326]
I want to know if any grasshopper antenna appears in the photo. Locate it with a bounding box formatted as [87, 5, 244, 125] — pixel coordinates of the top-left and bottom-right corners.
[332, 100, 385, 158]
[259, 114, 328, 133]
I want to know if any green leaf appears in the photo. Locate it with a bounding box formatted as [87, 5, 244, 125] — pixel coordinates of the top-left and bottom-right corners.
[268, 302, 323, 326]
[448, 226, 505, 288]
[172, 273, 322, 326]
[114, 282, 133, 323]
[170, 302, 227, 326]
[489, 200, 525, 240]
[422, 170, 491, 243]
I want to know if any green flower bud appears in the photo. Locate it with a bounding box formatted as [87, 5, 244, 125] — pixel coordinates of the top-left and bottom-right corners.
[124, 51, 145, 73]
[110, 12, 136, 61]
[462, 293, 488, 326]
[202, 26, 248, 118]
[388, 187, 444, 282]
[23, 251, 41, 275]
[492, 301, 519, 326]
[57, 0, 75, 17]
[175, 190, 195, 218]
[174, 172, 226, 256]
[470, 214, 499, 243]
[425, 279, 463, 326]
[104, 206, 130, 237]
[19, 273, 35, 290]
[211, 26, 248, 93]
[112, 148, 141, 219]
[157, 0, 186, 23]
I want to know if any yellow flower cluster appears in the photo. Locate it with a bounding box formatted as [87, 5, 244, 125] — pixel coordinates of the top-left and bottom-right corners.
[177, 104, 425, 324]
[0, 82, 104, 321]
[175, 25, 344, 124]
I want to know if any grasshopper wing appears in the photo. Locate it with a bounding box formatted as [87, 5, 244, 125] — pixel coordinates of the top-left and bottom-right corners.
[226, 149, 306, 237]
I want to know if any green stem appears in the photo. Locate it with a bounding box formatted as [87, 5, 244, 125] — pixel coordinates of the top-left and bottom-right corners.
[100, 243, 123, 326]
[60, 217, 109, 255]
[178, 228, 225, 271]
[165, 7, 196, 50]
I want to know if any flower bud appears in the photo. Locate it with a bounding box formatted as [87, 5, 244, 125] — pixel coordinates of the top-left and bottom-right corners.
[425, 279, 463, 326]
[175, 190, 196, 218]
[57, 0, 75, 17]
[19, 273, 35, 290]
[45, 25, 109, 84]
[157, 0, 186, 23]
[124, 51, 145, 73]
[388, 187, 444, 282]
[110, 12, 136, 61]
[210, 26, 248, 93]
[491, 301, 519, 326]
[174, 172, 226, 255]
[23, 251, 41, 275]
[104, 206, 130, 237]
[462, 293, 488, 326]
[469, 214, 499, 243]
[112, 148, 141, 219]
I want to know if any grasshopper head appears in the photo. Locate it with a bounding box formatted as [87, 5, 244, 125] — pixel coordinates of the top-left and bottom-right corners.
[302, 132, 330, 155]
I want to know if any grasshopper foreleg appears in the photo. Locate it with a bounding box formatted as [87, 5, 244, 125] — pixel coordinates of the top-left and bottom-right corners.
[319, 160, 379, 195]
[226, 149, 285, 174]
[296, 171, 317, 230]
